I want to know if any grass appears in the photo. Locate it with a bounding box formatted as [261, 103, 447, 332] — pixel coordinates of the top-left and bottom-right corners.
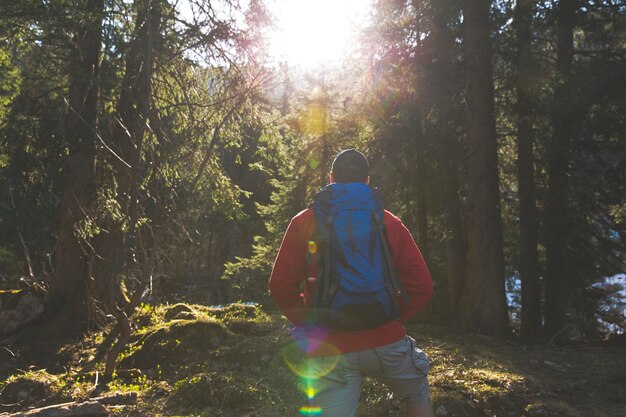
[1, 303, 625, 417]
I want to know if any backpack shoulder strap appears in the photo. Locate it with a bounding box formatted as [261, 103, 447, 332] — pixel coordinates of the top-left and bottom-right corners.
[371, 189, 410, 305]
[311, 188, 334, 308]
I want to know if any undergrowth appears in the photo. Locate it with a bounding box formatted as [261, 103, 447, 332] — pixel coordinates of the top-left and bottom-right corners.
[1, 303, 624, 417]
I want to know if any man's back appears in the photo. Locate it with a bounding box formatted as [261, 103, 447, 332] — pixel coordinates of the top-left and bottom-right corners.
[270, 203, 432, 354]
[268, 148, 435, 417]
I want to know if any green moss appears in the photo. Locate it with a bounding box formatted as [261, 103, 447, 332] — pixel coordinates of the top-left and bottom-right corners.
[167, 372, 263, 413]
[164, 303, 196, 321]
[133, 303, 169, 333]
[4, 307, 623, 417]
[0, 369, 66, 407]
[119, 317, 235, 370]
[108, 373, 151, 393]
[206, 303, 270, 323]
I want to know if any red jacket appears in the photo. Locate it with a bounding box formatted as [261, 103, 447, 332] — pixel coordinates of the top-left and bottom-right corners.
[269, 207, 433, 356]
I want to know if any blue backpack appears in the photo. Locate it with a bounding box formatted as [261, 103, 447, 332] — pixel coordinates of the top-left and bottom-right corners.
[308, 182, 408, 330]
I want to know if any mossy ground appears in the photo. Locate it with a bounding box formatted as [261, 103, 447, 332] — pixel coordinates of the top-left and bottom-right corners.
[1, 304, 625, 417]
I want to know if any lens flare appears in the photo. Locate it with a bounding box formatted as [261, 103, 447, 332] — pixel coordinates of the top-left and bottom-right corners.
[299, 406, 323, 415]
[281, 341, 340, 379]
[281, 326, 341, 414]
[301, 101, 328, 135]
[305, 385, 317, 399]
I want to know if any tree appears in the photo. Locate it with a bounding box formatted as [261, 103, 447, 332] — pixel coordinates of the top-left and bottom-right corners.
[1, 0, 624, 343]
[361, 0, 470, 324]
[91, 0, 163, 315]
[425, 0, 467, 320]
[45, 0, 105, 334]
[458, 0, 510, 338]
[513, 0, 542, 342]
[544, 0, 579, 338]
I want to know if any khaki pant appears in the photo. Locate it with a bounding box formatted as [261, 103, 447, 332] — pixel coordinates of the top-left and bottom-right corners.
[306, 336, 430, 417]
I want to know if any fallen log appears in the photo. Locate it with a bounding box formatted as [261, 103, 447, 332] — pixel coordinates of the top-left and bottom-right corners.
[0, 400, 108, 417]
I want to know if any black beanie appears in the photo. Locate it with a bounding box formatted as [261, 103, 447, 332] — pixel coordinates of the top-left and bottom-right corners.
[331, 149, 369, 183]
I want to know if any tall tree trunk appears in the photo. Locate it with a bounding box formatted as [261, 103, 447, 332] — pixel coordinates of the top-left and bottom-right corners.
[443, 173, 467, 313]
[92, 0, 162, 311]
[544, 0, 578, 339]
[97, 0, 162, 384]
[415, 181, 429, 261]
[411, 81, 429, 263]
[46, 0, 104, 334]
[514, 0, 543, 342]
[458, 0, 510, 338]
[430, 1, 467, 318]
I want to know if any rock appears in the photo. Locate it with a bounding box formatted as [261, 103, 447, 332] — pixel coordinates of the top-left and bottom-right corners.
[118, 318, 234, 369]
[0, 377, 49, 409]
[164, 303, 194, 321]
[208, 303, 259, 320]
[173, 311, 197, 321]
[0, 290, 44, 334]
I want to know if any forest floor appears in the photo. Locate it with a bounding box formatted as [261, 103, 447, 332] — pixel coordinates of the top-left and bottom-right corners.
[1, 303, 625, 417]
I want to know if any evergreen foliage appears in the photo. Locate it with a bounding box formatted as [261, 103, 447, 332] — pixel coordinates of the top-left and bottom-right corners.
[0, 0, 624, 340]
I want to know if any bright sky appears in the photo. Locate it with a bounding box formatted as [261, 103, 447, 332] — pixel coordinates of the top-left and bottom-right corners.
[266, 0, 372, 70]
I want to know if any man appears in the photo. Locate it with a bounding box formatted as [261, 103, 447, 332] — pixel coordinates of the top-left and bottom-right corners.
[269, 149, 435, 417]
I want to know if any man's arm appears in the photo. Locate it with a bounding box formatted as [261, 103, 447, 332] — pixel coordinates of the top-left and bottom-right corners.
[387, 215, 433, 322]
[268, 216, 308, 325]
